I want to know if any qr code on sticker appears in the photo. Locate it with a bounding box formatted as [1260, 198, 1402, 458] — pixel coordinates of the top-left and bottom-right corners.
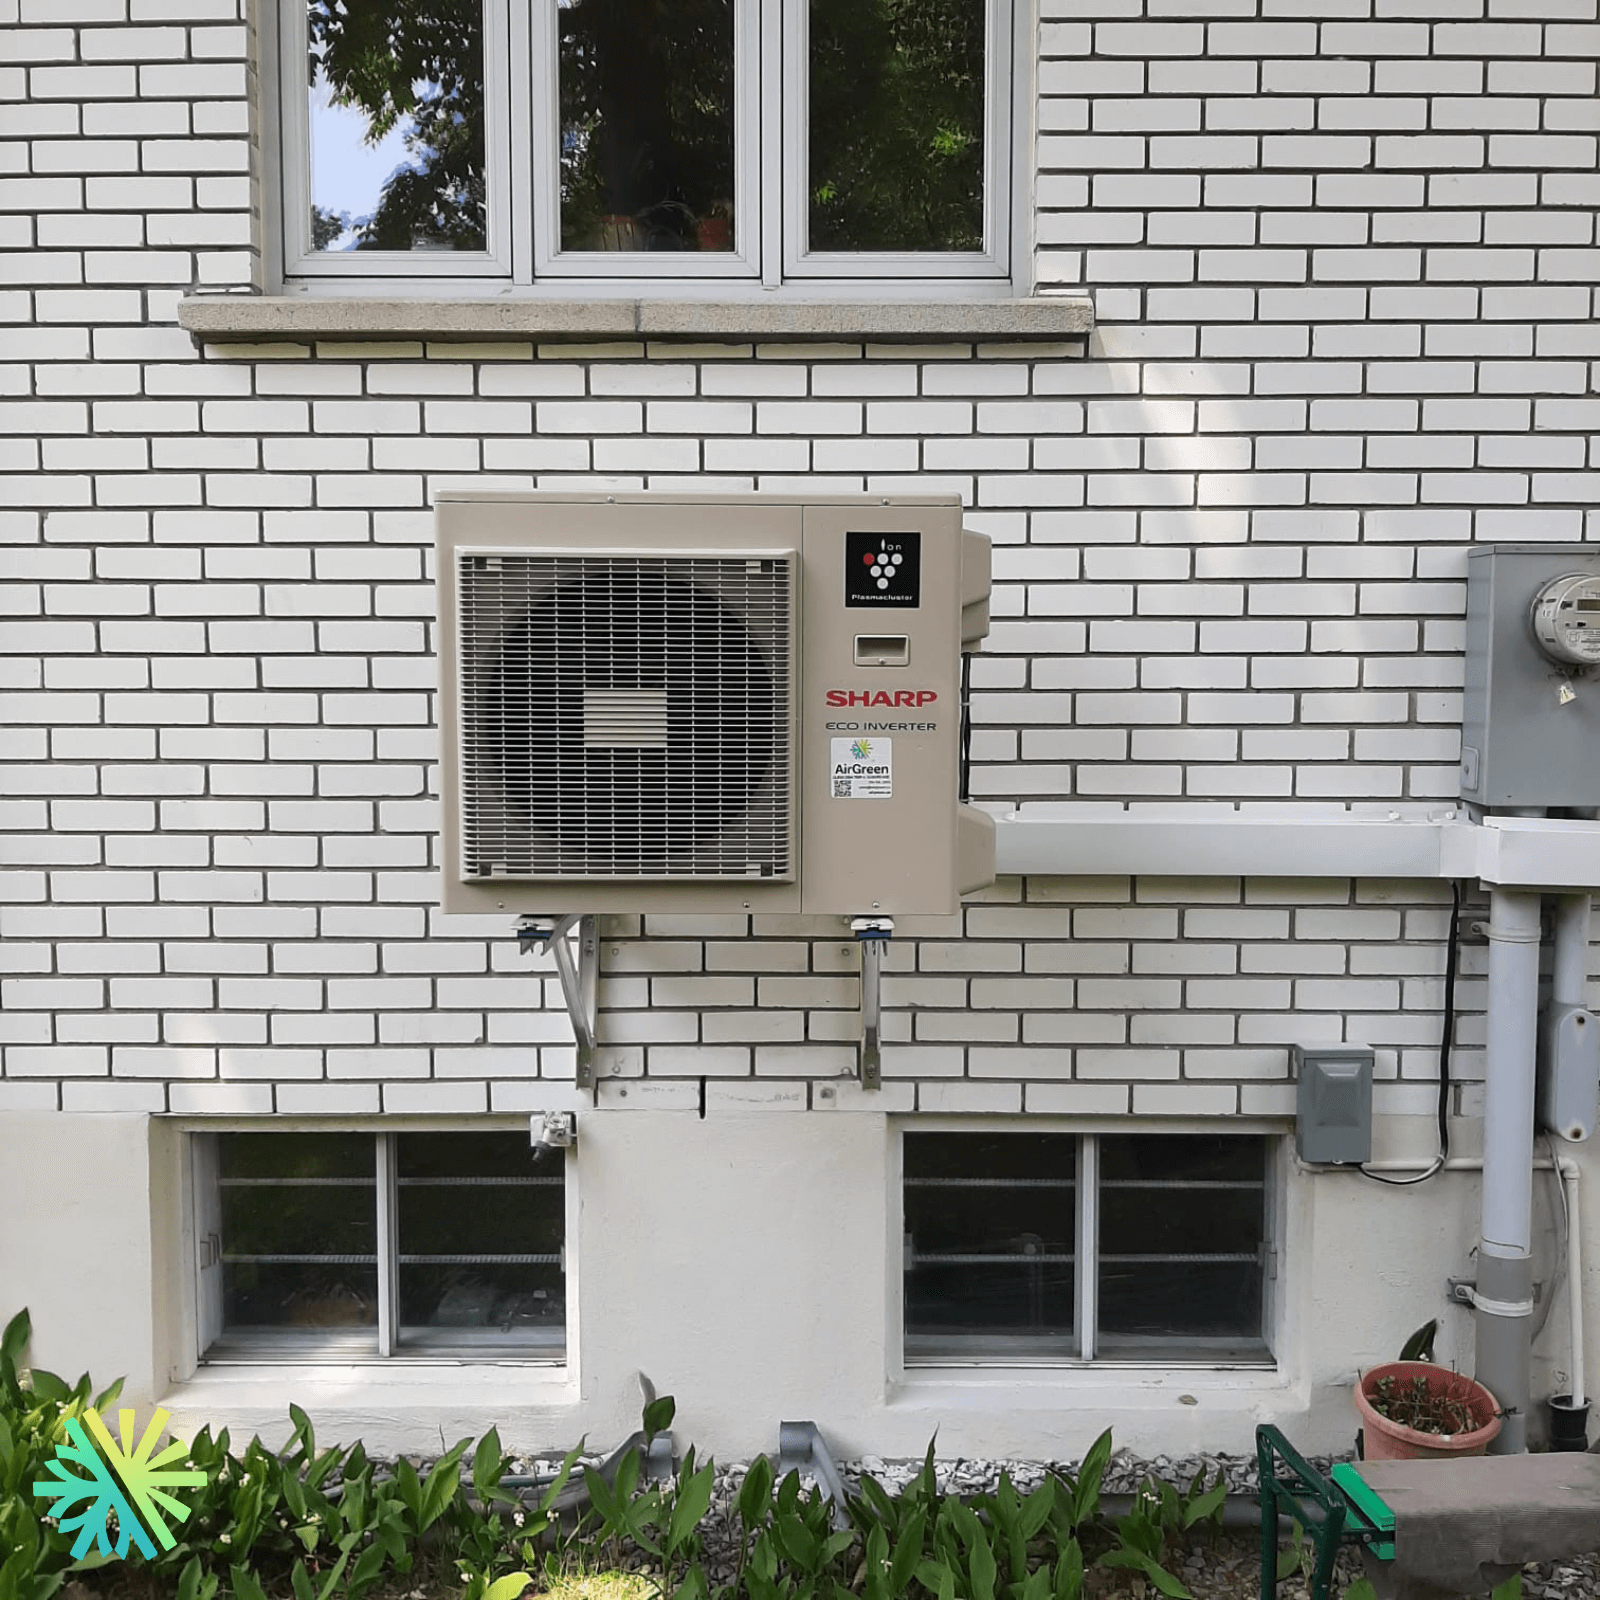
[832, 779, 851, 798]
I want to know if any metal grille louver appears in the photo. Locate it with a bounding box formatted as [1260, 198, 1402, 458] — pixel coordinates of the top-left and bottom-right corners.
[457, 552, 794, 880]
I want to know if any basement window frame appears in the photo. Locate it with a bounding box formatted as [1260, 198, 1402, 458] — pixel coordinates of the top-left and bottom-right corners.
[260, 0, 1027, 299]
[189, 1125, 569, 1366]
[897, 1124, 1281, 1371]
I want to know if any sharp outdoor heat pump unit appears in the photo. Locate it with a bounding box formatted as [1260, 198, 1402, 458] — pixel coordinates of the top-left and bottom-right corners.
[435, 491, 995, 918]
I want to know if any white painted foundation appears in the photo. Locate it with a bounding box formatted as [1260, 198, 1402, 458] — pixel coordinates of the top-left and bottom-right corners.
[5, 1108, 1596, 1465]
[0, 1112, 162, 1403]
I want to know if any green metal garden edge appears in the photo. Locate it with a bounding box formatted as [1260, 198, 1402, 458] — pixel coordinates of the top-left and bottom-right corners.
[1257, 1425, 1397, 1600]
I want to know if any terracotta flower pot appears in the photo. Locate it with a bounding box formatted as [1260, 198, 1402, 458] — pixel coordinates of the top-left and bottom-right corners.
[1354, 1360, 1502, 1460]
[696, 216, 731, 251]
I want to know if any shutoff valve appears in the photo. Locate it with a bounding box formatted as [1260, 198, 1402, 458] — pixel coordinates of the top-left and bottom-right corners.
[531, 1110, 577, 1152]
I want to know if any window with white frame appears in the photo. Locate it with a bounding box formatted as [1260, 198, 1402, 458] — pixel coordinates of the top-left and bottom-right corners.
[275, 0, 1017, 290]
[902, 1131, 1275, 1366]
[193, 1130, 566, 1361]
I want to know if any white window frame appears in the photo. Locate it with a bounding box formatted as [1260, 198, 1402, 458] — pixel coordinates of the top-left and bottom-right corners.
[266, 0, 1026, 296]
[897, 1124, 1280, 1371]
[190, 1125, 569, 1366]
[779, 0, 1013, 283]
[528, 0, 764, 282]
[275, 0, 517, 281]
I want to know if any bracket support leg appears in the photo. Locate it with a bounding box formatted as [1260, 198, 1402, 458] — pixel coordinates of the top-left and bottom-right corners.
[851, 917, 894, 1090]
[518, 914, 600, 1089]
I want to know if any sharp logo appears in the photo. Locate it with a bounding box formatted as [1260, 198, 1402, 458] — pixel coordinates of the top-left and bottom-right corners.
[825, 690, 938, 707]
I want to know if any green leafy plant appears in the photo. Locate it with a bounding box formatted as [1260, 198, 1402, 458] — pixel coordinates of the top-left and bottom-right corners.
[1398, 1320, 1439, 1364]
[1275, 1516, 1312, 1585]
[0, 1309, 126, 1597]
[3, 1307, 1234, 1600]
[1098, 1481, 1192, 1599]
[459, 1442, 583, 1600]
[1046, 1428, 1111, 1543]
[973, 1470, 1053, 1592]
[2, 1305, 558, 1600]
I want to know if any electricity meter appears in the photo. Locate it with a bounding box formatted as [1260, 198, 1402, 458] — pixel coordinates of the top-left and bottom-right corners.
[1461, 545, 1600, 810]
[1531, 572, 1600, 667]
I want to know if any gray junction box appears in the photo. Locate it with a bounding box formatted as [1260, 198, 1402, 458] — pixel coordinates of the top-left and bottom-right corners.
[1293, 1044, 1374, 1165]
[1460, 544, 1600, 811]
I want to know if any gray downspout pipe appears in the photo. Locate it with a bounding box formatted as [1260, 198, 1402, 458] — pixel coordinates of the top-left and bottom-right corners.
[1477, 886, 1543, 1454]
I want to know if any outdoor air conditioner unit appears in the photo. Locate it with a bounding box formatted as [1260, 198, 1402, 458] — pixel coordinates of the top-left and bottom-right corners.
[435, 490, 994, 918]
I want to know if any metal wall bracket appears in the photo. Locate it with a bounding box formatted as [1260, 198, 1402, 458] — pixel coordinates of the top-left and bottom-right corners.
[776, 1421, 849, 1529]
[850, 917, 894, 1090]
[518, 914, 600, 1089]
[1448, 1276, 1541, 1314]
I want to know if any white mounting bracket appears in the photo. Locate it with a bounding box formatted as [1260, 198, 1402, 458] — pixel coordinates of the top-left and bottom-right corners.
[850, 917, 894, 1090]
[518, 914, 600, 1089]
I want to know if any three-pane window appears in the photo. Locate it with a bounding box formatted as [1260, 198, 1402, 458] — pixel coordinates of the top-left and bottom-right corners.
[194, 1130, 566, 1361]
[903, 1131, 1274, 1366]
[277, 0, 1013, 287]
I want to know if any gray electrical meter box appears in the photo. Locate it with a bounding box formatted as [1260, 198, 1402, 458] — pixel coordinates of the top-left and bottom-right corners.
[1293, 1044, 1373, 1165]
[1460, 545, 1600, 810]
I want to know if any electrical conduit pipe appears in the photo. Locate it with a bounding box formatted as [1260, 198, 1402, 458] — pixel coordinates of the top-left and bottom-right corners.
[1550, 893, 1591, 1443]
[1477, 886, 1543, 1454]
[1560, 1158, 1584, 1413]
[1551, 894, 1593, 1023]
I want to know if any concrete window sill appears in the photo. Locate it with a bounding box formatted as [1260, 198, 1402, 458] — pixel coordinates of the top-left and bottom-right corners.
[161, 1364, 578, 1456]
[175, 294, 1095, 345]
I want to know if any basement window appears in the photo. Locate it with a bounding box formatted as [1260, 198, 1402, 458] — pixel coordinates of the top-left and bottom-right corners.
[193, 1130, 566, 1362]
[902, 1131, 1273, 1367]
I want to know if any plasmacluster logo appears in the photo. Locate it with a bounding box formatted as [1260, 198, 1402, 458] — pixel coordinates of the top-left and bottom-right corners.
[844, 529, 921, 608]
[861, 547, 904, 592]
[34, 1407, 207, 1559]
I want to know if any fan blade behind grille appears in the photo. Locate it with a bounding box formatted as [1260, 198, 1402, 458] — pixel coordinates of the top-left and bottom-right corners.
[458, 552, 793, 880]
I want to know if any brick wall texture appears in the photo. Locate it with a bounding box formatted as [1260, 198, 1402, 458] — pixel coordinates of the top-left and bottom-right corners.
[1, 0, 1597, 1115]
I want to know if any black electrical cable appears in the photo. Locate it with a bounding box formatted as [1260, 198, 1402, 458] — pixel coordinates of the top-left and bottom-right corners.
[1360, 878, 1461, 1186]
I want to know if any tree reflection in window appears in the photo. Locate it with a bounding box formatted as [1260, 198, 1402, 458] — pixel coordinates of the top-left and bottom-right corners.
[809, 0, 985, 253]
[307, 0, 488, 252]
[300, 0, 987, 260]
[557, 0, 736, 253]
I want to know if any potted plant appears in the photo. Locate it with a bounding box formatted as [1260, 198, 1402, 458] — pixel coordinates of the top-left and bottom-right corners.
[1354, 1323, 1502, 1460]
[696, 201, 732, 251]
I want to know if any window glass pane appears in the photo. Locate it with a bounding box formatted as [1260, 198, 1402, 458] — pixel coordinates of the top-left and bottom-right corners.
[808, 0, 986, 253]
[306, 0, 487, 252]
[395, 1132, 565, 1352]
[218, 1132, 377, 1340]
[558, 0, 737, 254]
[904, 1132, 1077, 1361]
[1096, 1134, 1268, 1361]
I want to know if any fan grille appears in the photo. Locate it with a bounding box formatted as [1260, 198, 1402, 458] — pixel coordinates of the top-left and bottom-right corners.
[457, 551, 794, 880]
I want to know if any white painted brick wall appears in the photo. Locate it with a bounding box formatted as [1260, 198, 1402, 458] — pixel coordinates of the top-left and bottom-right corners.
[2, 0, 1598, 1109]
